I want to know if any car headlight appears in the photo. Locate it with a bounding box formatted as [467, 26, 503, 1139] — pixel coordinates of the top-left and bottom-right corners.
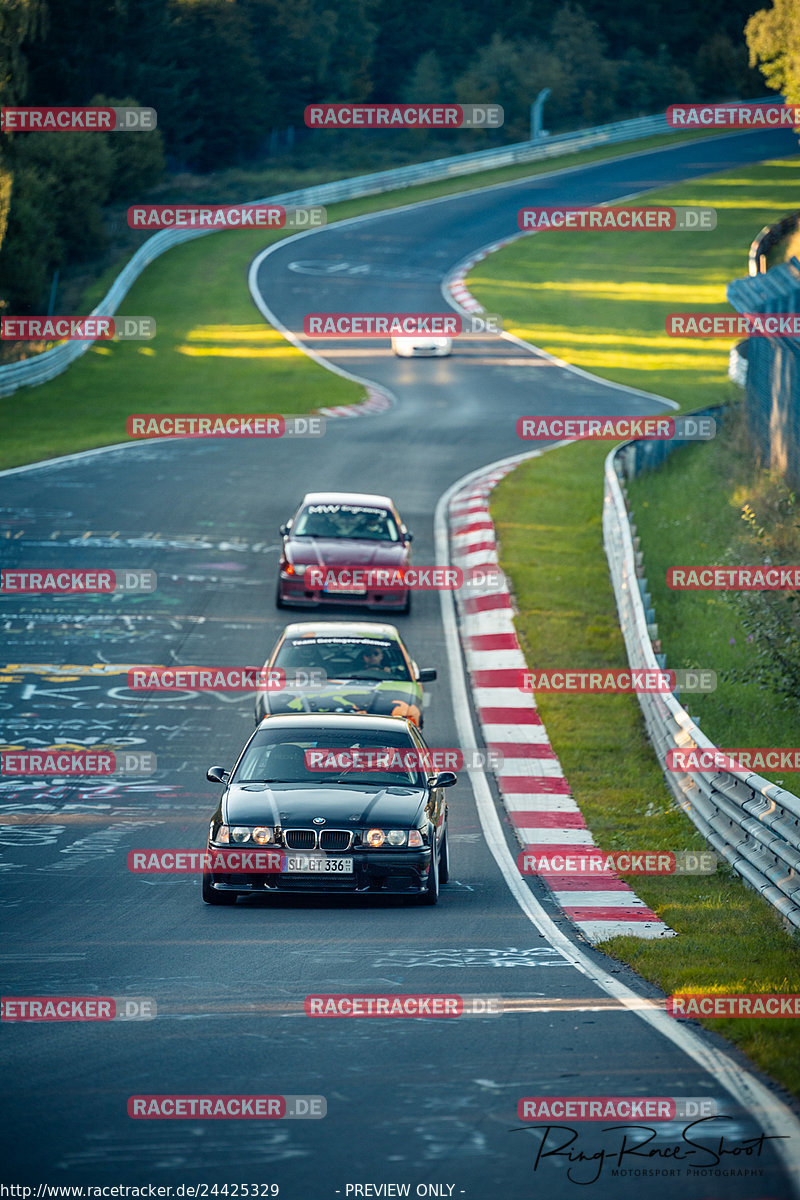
[283, 563, 306, 577]
[214, 825, 273, 845]
[365, 829, 412, 848]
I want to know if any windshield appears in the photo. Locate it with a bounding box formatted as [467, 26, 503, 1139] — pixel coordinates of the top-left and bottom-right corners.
[274, 636, 412, 682]
[292, 502, 399, 542]
[233, 726, 428, 788]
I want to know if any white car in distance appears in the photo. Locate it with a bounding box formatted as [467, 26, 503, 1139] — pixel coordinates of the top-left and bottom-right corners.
[391, 336, 452, 358]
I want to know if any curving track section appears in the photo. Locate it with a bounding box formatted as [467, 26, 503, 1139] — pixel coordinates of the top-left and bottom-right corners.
[1, 129, 798, 1198]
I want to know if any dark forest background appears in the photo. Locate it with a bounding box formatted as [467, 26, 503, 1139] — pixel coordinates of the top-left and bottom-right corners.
[0, 0, 772, 311]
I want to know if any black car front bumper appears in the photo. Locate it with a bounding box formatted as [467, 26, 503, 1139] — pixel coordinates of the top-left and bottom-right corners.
[204, 846, 432, 896]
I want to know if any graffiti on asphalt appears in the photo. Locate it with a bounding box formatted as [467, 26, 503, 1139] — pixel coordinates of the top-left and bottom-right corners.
[1, 530, 277, 553]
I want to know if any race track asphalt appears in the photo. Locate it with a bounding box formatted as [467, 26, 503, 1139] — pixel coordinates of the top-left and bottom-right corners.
[1, 128, 797, 1198]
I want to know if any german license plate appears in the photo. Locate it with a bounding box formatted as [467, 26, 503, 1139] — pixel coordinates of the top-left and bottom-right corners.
[285, 855, 353, 873]
[323, 583, 366, 595]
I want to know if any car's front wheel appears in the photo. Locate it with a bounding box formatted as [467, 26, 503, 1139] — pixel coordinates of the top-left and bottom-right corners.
[202, 873, 237, 905]
[275, 578, 286, 608]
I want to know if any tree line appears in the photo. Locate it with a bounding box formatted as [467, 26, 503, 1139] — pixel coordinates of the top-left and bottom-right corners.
[0, 0, 784, 313]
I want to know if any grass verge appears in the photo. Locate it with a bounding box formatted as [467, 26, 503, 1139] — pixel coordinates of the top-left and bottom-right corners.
[1, 129, 717, 471]
[469, 156, 800, 407]
[628, 402, 800, 759]
[471, 155, 800, 1097]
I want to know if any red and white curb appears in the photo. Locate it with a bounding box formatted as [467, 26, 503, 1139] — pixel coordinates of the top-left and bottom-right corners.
[450, 465, 675, 943]
[445, 235, 524, 314]
[317, 385, 393, 419]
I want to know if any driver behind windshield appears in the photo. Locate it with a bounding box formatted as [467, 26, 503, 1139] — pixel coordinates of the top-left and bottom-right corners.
[359, 644, 391, 674]
[235, 731, 423, 788]
[275, 637, 409, 681]
[294, 505, 398, 541]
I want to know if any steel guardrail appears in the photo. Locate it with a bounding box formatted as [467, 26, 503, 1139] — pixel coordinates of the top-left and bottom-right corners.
[603, 434, 800, 931]
[0, 111, 674, 396]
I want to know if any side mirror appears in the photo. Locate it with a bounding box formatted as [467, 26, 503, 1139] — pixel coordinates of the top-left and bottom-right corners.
[430, 771, 457, 789]
[404, 531, 413, 543]
[418, 667, 437, 682]
[279, 523, 289, 536]
[206, 765, 229, 784]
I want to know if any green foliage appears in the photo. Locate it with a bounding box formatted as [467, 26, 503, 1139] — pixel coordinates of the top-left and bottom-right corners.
[242, 0, 377, 127]
[0, 87, 165, 309]
[746, 0, 800, 105]
[15, 0, 770, 173]
[618, 46, 697, 117]
[453, 35, 569, 142]
[0, 0, 774, 310]
[721, 487, 800, 708]
[0, 151, 12, 263]
[451, 9, 701, 139]
[0, 0, 47, 257]
[22, 132, 113, 261]
[401, 51, 447, 103]
[90, 94, 165, 199]
[0, 0, 47, 108]
[170, 1, 269, 171]
[0, 128, 115, 310]
[0, 162, 62, 308]
[693, 32, 755, 99]
[551, 2, 618, 125]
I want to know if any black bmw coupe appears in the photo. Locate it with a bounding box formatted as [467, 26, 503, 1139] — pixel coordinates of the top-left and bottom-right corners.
[202, 714, 455, 905]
